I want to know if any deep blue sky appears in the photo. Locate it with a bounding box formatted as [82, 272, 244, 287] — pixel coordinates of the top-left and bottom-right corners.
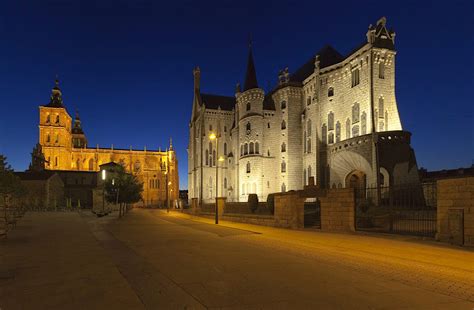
[1, 0, 473, 189]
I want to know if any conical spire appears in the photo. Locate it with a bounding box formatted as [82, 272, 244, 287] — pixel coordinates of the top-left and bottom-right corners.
[243, 42, 258, 91]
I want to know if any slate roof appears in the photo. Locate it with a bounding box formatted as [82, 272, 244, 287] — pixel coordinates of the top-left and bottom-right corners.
[200, 93, 235, 111]
[243, 48, 258, 91]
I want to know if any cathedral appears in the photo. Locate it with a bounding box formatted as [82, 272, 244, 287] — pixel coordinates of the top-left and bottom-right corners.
[188, 17, 420, 203]
[37, 80, 179, 207]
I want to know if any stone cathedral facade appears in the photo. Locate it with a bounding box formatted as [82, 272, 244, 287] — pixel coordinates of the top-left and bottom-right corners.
[188, 17, 420, 203]
[38, 81, 179, 206]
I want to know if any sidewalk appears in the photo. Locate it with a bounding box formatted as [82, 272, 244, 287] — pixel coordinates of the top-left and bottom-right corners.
[0, 212, 144, 310]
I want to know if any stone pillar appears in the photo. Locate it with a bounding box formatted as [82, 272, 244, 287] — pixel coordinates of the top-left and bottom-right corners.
[274, 193, 305, 229]
[437, 177, 474, 246]
[216, 197, 226, 220]
[320, 188, 355, 232]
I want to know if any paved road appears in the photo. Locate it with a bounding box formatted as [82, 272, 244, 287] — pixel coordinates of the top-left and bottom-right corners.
[1, 210, 473, 309]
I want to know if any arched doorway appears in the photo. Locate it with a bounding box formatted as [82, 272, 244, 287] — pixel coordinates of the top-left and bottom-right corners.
[345, 170, 367, 189]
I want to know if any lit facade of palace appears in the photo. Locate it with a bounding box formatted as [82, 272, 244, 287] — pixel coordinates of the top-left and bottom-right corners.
[38, 81, 179, 206]
[188, 17, 420, 203]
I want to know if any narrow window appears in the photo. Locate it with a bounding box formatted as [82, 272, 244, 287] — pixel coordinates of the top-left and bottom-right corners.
[328, 112, 334, 130]
[352, 125, 360, 137]
[55, 157, 58, 166]
[249, 142, 254, 154]
[224, 126, 227, 132]
[281, 101, 286, 109]
[209, 124, 213, 131]
[55, 115, 60, 124]
[379, 98, 384, 118]
[246, 122, 251, 131]
[307, 138, 312, 152]
[46, 134, 50, 143]
[322, 124, 327, 144]
[304, 170, 307, 186]
[281, 183, 286, 193]
[281, 120, 286, 130]
[379, 62, 385, 79]
[205, 150, 209, 165]
[336, 121, 341, 142]
[328, 132, 334, 144]
[361, 112, 367, 135]
[255, 142, 259, 154]
[244, 143, 248, 155]
[224, 178, 227, 189]
[307, 119, 312, 136]
[246, 162, 251, 173]
[46, 114, 50, 123]
[346, 118, 351, 139]
[267, 149, 270, 157]
[55, 134, 59, 143]
[352, 103, 360, 124]
[267, 123, 270, 128]
[308, 165, 312, 184]
[328, 87, 334, 97]
[281, 142, 286, 152]
[240, 145, 243, 156]
[306, 97, 311, 106]
[224, 143, 227, 155]
[212, 150, 216, 166]
[351, 68, 360, 87]
[246, 102, 251, 111]
[281, 161, 286, 173]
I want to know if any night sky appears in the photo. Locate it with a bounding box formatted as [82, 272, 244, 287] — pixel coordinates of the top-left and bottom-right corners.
[0, 0, 473, 189]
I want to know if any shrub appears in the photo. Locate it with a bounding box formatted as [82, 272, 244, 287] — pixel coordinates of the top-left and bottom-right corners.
[266, 193, 275, 214]
[248, 194, 258, 213]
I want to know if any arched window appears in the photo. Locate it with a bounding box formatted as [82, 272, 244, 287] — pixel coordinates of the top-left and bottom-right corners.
[328, 87, 334, 97]
[304, 131, 307, 153]
[322, 124, 327, 144]
[281, 120, 286, 130]
[55, 157, 58, 167]
[246, 122, 251, 131]
[267, 123, 270, 128]
[205, 150, 209, 165]
[244, 143, 248, 155]
[281, 101, 286, 109]
[255, 142, 259, 154]
[346, 118, 351, 139]
[212, 150, 216, 166]
[307, 119, 312, 136]
[281, 142, 286, 152]
[249, 142, 254, 154]
[46, 134, 50, 143]
[240, 145, 243, 157]
[267, 149, 270, 156]
[224, 178, 227, 189]
[379, 62, 385, 79]
[55, 134, 59, 143]
[352, 125, 360, 137]
[209, 124, 213, 131]
[281, 161, 286, 173]
[281, 183, 286, 193]
[46, 114, 50, 123]
[224, 126, 227, 133]
[328, 112, 334, 130]
[55, 115, 60, 124]
[328, 132, 334, 144]
[379, 98, 384, 118]
[224, 143, 227, 155]
[304, 169, 307, 186]
[246, 102, 251, 111]
[246, 162, 251, 173]
[88, 159, 94, 171]
[307, 138, 312, 153]
[306, 97, 311, 106]
[361, 112, 367, 135]
[209, 142, 212, 153]
[352, 103, 360, 124]
[336, 121, 341, 142]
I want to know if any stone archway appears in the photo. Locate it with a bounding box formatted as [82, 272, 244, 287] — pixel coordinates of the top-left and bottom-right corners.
[345, 170, 367, 189]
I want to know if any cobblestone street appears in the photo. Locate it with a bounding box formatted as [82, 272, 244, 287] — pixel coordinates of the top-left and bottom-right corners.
[1, 210, 473, 309]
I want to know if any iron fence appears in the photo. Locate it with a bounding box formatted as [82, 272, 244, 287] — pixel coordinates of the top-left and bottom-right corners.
[355, 183, 437, 237]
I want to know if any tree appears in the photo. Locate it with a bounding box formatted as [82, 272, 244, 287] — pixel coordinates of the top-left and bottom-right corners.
[103, 164, 143, 217]
[0, 155, 27, 207]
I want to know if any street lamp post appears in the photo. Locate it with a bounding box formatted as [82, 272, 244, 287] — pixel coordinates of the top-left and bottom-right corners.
[209, 132, 225, 224]
[101, 169, 106, 214]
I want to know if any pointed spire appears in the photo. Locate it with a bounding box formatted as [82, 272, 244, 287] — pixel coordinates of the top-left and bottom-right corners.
[169, 137, 173, 150]
[46, 76, 65, 108]
[243, 38, 258, 91]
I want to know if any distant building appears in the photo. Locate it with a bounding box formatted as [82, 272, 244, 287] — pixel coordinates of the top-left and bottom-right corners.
[36, 81, 179, 207]
[419, 167, 474, 183]
[14, 171, 64, 209]
[188, 17, 420, 203]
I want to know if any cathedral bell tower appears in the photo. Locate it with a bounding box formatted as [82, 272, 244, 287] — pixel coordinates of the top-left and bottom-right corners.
[72, 110, 88, 148]
[38, 78, 73, 169]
